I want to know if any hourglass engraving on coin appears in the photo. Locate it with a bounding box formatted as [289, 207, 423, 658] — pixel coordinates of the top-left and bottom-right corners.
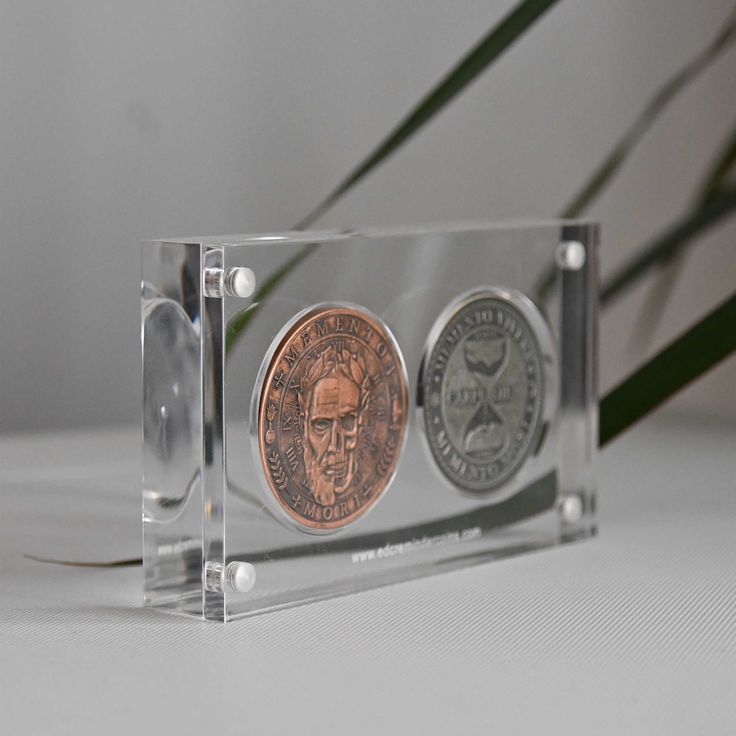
[255, 303, 409, 533]
[419, 288, 550, 495]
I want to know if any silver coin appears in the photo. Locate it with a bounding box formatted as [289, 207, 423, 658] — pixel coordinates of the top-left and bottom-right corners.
[420, 289, 547, 494]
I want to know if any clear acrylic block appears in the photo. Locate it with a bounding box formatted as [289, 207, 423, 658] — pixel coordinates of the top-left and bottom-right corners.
[142, 221, 598, 621]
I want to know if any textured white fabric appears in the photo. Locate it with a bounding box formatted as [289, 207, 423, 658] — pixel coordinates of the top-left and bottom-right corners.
[1, 413, 734, 734]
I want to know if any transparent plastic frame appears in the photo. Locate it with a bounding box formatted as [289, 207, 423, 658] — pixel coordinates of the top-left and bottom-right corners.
[142, 221, 598, 621]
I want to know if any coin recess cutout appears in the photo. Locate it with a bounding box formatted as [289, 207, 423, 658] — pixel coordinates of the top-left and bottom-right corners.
[253, 303, 409, 534]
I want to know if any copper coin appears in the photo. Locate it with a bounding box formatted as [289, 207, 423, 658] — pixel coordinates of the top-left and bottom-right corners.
[256, 304, 409, 532]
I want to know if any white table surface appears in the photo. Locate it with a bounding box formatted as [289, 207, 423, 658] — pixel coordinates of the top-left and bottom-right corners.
[1, 411, 734, 735]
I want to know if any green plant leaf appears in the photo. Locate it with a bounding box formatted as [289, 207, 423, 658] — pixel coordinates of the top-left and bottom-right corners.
[612, 9, 736, 346]
[696, 119, 736, 205]
[600, 291, 736, 446]
[226, 243, 318, 354]
[534, 7, 736, 303]
[295, 0, 562, 230]
[23, 554, 142, 568]
[628, 118, 736, 349]
[560, 5, 736, 219]
[601, 186, 736, 306]
[228, 0, 564, 351]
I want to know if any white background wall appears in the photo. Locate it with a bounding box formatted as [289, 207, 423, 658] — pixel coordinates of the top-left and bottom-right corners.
[1, 0, 735, 432]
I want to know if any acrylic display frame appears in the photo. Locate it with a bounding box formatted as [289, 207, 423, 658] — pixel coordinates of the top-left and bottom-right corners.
[142, 221, 598, 621]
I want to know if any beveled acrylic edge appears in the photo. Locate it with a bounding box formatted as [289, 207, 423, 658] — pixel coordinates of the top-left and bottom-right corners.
[142, 218, 598, 248]
[248, 301, 411, 537]
[416, 286, 559, 503]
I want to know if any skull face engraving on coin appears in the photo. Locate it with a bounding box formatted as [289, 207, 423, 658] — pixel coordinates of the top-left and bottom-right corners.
[420, 290, 547, 494]
[257, 304, 408, 532]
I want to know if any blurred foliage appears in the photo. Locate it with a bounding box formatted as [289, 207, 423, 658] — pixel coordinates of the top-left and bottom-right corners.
[229, 1, 736, 441]
[228, 0, 559, 354]
[225, 243, 318, 354]
[533, 8, 736, 302]
[630, 119, 736, 347]
[602, 186, 736, 306]
[560, 7, 736, 219]
[295, 0, 561, 230]
[600, 292, 736, 446]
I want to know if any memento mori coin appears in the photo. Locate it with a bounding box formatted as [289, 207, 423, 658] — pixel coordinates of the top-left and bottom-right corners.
[420, 289, 548, 495]
[256, 304, 409, 532]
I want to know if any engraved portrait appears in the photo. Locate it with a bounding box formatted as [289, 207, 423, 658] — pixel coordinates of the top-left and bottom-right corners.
[258, 305, 408, 531]
[297, 345, 371, 506]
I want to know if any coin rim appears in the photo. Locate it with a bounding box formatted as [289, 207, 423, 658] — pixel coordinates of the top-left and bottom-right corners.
[250, 301, 410, 535]
[417, 287, 558, 500]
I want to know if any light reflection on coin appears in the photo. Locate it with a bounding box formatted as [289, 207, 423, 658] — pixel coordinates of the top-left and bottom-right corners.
[256, 304, 408, 533]
[420, 289, 547, 494]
